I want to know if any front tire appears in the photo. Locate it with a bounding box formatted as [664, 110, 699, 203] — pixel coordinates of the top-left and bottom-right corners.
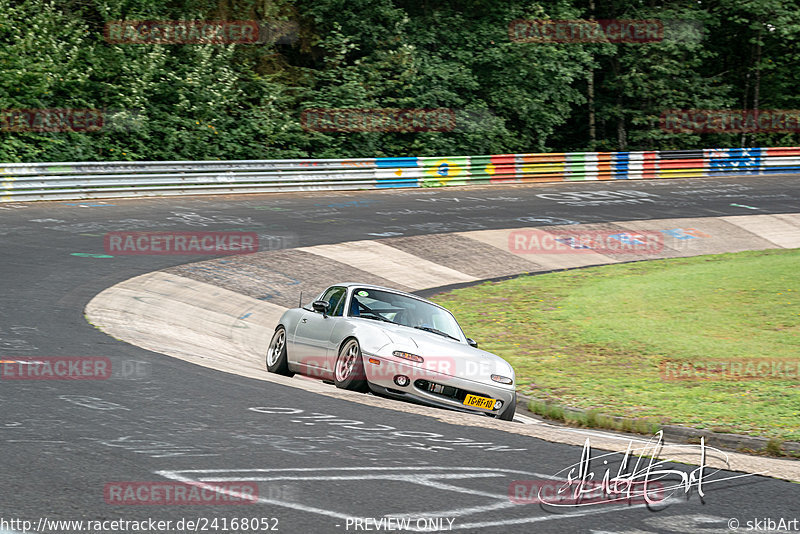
[266, 326, 294, 377]
[498, 392, 517, 421]
[334, 338, 368, 392]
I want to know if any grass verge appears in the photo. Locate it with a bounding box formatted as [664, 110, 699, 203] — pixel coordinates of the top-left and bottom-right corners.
[432, 249, 800, 441]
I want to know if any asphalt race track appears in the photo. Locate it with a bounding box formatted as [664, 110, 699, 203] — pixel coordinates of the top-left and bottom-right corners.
[2, 175, 800, 534]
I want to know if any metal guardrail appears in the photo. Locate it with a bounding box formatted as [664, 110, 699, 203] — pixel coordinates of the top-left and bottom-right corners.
[2, 147, 800, 202]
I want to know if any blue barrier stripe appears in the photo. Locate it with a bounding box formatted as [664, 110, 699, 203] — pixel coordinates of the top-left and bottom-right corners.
[376, 157, 418, 168]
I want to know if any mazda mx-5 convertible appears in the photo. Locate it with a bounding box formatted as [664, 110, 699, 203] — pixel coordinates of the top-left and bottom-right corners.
[266, 283, 517, 420]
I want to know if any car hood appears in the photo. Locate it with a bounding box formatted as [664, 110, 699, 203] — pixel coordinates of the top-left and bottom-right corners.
[373, 322, 515, 384]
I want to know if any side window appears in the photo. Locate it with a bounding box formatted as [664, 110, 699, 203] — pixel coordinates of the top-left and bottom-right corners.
[320, 287, 346, 316]
[331, 293, 347, 317]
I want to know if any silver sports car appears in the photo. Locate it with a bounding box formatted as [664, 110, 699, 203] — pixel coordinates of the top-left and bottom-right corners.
[266, 283, 517, 420]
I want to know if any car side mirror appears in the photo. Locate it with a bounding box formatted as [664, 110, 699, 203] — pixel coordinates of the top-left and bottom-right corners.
[466, 338, 478, 348]
[312, 300, 330, 317]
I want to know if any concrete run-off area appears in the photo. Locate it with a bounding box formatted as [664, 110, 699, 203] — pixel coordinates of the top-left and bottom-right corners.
[85, 212, 800, 482]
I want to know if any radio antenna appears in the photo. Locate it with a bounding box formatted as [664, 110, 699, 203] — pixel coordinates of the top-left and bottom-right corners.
[298, 291, 303, 308]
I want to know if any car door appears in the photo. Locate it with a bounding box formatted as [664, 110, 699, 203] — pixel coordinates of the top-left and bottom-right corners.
[292, 286, 347, 379]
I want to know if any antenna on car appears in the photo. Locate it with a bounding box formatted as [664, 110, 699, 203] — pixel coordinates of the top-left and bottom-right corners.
[298, 291, 303, 308]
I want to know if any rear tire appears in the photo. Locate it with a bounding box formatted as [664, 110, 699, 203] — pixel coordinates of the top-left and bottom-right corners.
[498, 392, 517, 421]
[334, 338, 368, 392]
[266, 326, 294, 377]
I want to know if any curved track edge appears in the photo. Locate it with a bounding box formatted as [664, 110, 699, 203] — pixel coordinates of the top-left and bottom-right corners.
[86, 213, 800, 481]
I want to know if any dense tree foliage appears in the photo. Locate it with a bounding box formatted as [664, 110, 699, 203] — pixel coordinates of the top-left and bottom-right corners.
[1, 0, 798, 161]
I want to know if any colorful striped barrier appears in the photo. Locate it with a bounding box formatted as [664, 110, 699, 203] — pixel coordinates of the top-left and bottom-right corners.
[2, 146, 800, 201]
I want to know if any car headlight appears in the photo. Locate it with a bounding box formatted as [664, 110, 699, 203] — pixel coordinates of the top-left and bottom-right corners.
[392, 350, 424, 363]
[491, 374, 513, 385]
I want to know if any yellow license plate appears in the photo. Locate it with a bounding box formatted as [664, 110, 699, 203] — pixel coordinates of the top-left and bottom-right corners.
[463, 394, 496, 410]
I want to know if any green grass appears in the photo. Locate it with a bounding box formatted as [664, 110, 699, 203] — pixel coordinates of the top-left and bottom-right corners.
[432, 249, 800, 441]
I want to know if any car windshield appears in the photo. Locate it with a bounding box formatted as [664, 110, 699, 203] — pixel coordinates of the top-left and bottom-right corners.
[349, 288, 463, 341]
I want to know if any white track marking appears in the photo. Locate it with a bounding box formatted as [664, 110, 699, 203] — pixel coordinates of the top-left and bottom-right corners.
[512, 413, 541, 425]
[157, 467, 688, 532]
